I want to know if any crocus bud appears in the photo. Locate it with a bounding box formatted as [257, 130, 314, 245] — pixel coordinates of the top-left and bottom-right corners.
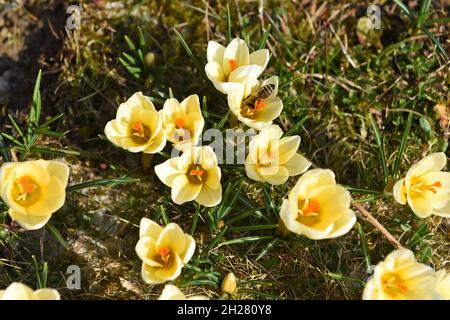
[221, 272, 237, 295]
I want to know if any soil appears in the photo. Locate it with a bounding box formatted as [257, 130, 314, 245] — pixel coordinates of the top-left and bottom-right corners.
[0, 0, 66, 125]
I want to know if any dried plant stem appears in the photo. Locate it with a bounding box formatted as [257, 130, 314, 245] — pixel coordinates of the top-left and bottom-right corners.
[352, 202, 403, 249]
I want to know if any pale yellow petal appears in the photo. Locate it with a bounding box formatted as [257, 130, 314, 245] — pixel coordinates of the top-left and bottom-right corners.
[393, 178, 407, 205]
[32, 289, 60, 300]
[139, 217, 163, 239]
[8, 209, 52, 231]
[195, 184, 222, 207]
[154, 158, 183, 187]
[249, 49, 270, 70]
[207, 41, 225, 63]
[158, 285, 186, 300]
[283, 153, 311, 176]
[171, 175, 202, 205]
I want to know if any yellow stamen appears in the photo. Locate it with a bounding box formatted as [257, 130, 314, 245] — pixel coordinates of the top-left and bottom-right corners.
[132, 121, 145, 136]
[157, 247, 171, 264]
[190, 169, 204, 177]
[424, 181, 441, 193]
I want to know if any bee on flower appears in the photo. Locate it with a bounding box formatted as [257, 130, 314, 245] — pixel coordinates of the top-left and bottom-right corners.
[104, 92, 166, 154]
[393, 152, 449, 218]
[0, 283, 60, 300]
[135, 218, 196, 284]
[205, 38, 270, 94]
[245, 125, 311, 185]
[0, 160, 70, 230]
[228, 76, 283, 129]
[363, 248, 443, 300]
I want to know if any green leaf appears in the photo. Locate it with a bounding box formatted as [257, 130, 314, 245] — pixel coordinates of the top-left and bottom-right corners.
[282, 115, 308, 137]
[369, 114, 388, 187]
[190, 204, 201, 236]
[226, 4, 232, 43]
[392, 0, 415, 22]
[0, 134, 11, 162]
[46, 223, 69, 249]
[66, 176, 139, 193]
[420, 27, 449, 60]
[356, 223, 371, 272]
[419, 116, 432, 141]
[392, 111, 412, 179]
[256, 238, 280, 262]
[258, 24, 272, 49]
[217, 236, 274, 248]
[174, 29, 193, 58]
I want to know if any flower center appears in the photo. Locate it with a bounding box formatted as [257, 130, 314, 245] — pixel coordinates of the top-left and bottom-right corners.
[13, 176, 40, 206]
[187, 164, 207, 184]
[410, 180, 441, 194]
[228, 59, 237, 72]
[382, 274, 408, 295]
[157, 247, 171, 265]
[240, 98, 265, 119]
[175, 118, 185, 129]
[298, 199, 321, 218]
[131, 121, 151, 144]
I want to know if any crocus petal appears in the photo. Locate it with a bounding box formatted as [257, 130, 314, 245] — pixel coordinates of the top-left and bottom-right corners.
[39, 160, 70, 186]
[139, 218, 163, 239]
[27, 177, 65, 216]
[32, 289, 60, 300]
[254, 97, 283, 124]
[156, 223, 189, 255]
[141, 263, 164, 284]
[205, 61, 226, 83]
[8, 209, 51, 231]
[158, 285, 186, 300]
[181, 235, 196, 263]
[229, 65, 263, 83]
[223, 38, 250, 77]
[406, 152, 447, 183]
[327, 210, 357, 238]
[154, 253, 183, 281]
[283, 153, 312, 176]
[154, 158, 183, 187]
[195, 184, 222, 207]
[207, 41, 225, 63]
[278, 136, 301, 164]
[393, 178, 407, 205]
[171, 175, 202, 205]
[407, 196, 433, 218]
[249, 49, 270, 70]
[1, 283, 34, 300]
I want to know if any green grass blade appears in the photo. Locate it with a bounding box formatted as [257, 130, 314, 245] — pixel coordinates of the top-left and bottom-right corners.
[226, 4, 232, 43]
[0, 134, 11, 162]
[217, 236, 274, 248]
[392, 111, 412, 178]
[256, 238, 280, 262]
[356, 223, 371, 272]
[174, 29, 193, 58]
[392, 0, 415, 22]
[420, 27, 449, 60]
[47, 223, 69, 249]
[66, 177, 139, 193]
[190, 204, 201, 236]
[369, 114, 388, 187]
[282, 115, 308, 137]
[258, 24, 271, 49]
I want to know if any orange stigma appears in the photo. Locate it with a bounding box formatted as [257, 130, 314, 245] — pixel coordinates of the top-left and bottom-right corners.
[394, 283, 408, 293]
[303, 199, 320, 216]
[254, 99, 265, 110]
[132, 121, 145, 136]
[228, 59, 237, 71]
[190, 169, 204, 177]
[175, 118, 185, 129]
[157, 247, 171, 264]
[424, 181, 441, 193]
[16, 176, 37, 194]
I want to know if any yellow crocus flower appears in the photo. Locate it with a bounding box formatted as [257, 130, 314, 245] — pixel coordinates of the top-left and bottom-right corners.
[279, 168, 356, 239]
[228, 76, 283, 129]
[158, 285, 208, 300]
[0, 282, 60, 300]
[154, 146, 222, 207]
[245, 125, 311, 185]
[104, 92, 166, 154]
[159, 94, 204, 151]
[393, 152, 449, 218]
[363, 248, 442, 300]
[135, 218, 196, 284]
[205, 38, 269, 94]
[0, 160, 69, 230]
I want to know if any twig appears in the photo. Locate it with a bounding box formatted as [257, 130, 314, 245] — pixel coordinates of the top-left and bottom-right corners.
[352, 202, 403, 249]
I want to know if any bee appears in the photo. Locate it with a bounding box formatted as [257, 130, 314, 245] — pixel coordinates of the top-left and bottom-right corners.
[240, 83, 276, 119]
